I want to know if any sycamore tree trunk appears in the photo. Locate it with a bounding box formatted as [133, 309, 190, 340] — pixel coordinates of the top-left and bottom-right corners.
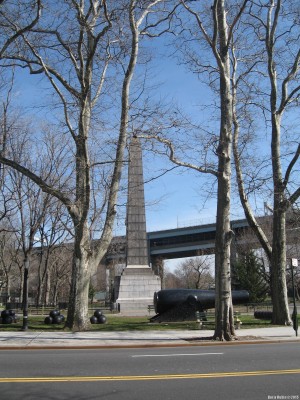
[45, 271, 50, 305]
[214, 96, 235, 340]
[65, 76, 92, 329]
[180, 0, 249, 340]
[270, 113, 291, 325]
[271, 203, 290, 324]
[267, 0, 291, 324]
[213, 0, 235, 341]
[66, 221, 91, 330]
[232, 0, 300, 326]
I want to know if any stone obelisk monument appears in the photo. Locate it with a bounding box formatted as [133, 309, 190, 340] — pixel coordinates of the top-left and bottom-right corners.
[116, 136, 161, 315]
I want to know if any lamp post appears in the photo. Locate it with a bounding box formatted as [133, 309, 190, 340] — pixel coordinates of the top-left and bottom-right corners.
[290, 258, 298, 337]
[21, 257, 29, 331]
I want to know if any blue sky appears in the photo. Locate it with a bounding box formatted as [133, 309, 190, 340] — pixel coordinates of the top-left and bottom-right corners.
[4, 4, 299, 277]
[12, 62, 221, 231]
[139, 46, 218, 232]
[8, 33, 245, 272]
[137, 50, 245, 231]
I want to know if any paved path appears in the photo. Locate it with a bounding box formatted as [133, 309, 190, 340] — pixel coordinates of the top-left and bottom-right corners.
[0, 326, 298, 349]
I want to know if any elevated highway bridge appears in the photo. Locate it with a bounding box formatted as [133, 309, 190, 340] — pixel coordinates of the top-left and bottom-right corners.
[147, 218, 248, 260]
[105, 213, 299, 265]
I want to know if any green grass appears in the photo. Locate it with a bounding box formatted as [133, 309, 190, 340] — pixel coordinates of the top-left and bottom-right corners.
[0, 315, 202, 332]
[1, 313, 298, 332]
[237, 314, 274, 328]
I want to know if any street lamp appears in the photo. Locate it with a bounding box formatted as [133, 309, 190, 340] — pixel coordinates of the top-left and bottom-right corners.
[290, 258, 298, 337]
[21, 258, 29, 331]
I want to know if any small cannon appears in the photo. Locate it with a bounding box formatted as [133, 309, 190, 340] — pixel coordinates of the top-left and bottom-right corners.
[151, 289, 249, 322]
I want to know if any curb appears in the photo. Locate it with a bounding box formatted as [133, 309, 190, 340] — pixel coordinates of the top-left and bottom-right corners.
[0, 339, 299, 351]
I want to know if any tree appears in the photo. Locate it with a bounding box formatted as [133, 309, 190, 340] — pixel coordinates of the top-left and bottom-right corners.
[89, 280, 96, 305]
[0, 229, 20, 302]
[232, 251, 269, 303]
[0, 1, 118, 330]
[0, 0, 169, 330]
[48, 245, 72, 306]
[232, 0, 300, 324]
[33, 199, 72, 307]
[4, 142, 53, 320]
[164, 268, 182, 289]
[0, 103, 74, 307]
[142, 0, 249, 340]
[172, 256, 214, 289]
[0, 0, 41, 62]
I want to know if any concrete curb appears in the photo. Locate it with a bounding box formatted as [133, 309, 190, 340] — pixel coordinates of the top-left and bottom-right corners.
[0, 327, 298, 350]
[0, 338, 299, 351]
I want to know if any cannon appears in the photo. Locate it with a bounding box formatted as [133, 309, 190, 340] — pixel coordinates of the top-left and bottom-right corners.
[151, 289, 249, 322]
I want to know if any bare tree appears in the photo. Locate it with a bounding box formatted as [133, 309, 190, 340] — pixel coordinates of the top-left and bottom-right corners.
[141, 0, 249, 340]
[0, 229, 20, 302]
[0, 0, 41, 62]
[49, 246, 73, 307]
[0, 0, 169, 330]
[232, 0, 300, 325]
[6, 147, 53, 311]
[33, 200, 72, 307]
[173, 256, 214, 289]
[164, 269, 182, 289]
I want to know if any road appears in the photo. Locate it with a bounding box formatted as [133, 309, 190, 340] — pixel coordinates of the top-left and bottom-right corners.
[0, 343, 299, 400]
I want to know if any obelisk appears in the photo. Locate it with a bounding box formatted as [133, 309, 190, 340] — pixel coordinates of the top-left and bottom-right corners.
[126, 135, 149, 268]
[116, 136, 161, 315]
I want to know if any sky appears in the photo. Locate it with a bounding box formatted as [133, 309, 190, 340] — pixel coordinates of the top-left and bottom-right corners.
[136, 49, 245, 225]
[7, 23, 248, 272]
[136, 42, 216, 233]
[127, 53, 234, 271]
[12, 42, 245, 274]
[3, 3, 299, 280]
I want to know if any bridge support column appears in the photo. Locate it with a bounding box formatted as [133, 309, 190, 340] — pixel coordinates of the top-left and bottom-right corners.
[151, 256, 165, 288]
[230, 236, 238, 265]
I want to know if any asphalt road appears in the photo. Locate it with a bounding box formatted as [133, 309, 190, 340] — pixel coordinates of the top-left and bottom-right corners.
[0, 343, 299, 400]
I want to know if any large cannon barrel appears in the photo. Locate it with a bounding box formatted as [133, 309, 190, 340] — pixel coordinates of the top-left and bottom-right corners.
[154, 289, 249, 315]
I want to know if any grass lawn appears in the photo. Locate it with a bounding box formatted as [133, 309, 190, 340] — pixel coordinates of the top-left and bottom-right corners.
[0, 313, 297, 332]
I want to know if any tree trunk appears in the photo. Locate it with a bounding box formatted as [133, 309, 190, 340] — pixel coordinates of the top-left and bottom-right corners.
[232, 0, 296, 326]
[214, 169, 235, 340]
[213, 0, 235, 341]
[271, 206, 290, 324]
[65, 85, 91, 330]
[269, 45, 291, 324]
[6, 275, 11, 302]
[44, 271, 50, 306]
[66, 222, 91, 331]
[36, 260, 44, 307]
[52, 283, 58, 307]
[270, 114, 291, 324]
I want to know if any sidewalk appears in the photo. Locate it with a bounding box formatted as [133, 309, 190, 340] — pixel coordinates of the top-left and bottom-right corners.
[0, 326, 298, 349]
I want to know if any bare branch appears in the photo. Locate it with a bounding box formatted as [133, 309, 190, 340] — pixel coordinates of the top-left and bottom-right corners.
[0, 0, 41, 57]
[139, 134, 218, 176]
[0, 155, 77, 219]
[227, 0, 249, 45]
[278, 49, 300, 114]
[283, 144, 300, 190]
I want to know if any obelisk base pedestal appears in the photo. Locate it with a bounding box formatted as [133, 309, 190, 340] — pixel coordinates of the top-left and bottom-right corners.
[117, 266, 161, 316]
